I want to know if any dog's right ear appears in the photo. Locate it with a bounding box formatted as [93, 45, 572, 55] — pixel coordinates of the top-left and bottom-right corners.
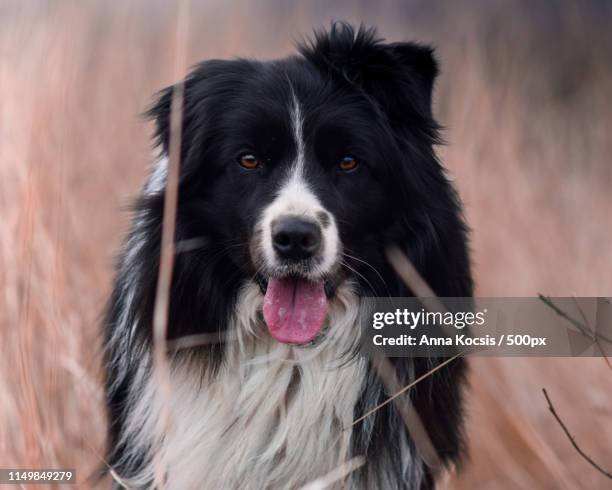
[145, 59, 253, 160]
[146, 84, 174, 155]
[145, 75, 207, 162]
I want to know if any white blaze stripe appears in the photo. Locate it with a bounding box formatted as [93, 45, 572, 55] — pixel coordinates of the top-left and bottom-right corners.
[290, 90, 306, 177]
[259, 91, 340, 276]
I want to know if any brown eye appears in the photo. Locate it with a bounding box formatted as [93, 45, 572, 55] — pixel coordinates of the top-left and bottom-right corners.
[239, 153, 260, 169]
[338, 156, 358, 172]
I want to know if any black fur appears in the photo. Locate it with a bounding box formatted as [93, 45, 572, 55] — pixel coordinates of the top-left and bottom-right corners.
[104, 22, 471, 489]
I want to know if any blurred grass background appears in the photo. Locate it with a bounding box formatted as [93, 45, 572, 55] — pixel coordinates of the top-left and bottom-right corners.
[1, 0, 611, 487]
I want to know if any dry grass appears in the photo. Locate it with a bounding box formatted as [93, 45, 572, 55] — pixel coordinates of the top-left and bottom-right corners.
[1, 0, 611, 488]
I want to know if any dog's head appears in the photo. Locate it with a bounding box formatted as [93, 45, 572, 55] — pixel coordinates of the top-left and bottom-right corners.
[145, 23, 454, 345]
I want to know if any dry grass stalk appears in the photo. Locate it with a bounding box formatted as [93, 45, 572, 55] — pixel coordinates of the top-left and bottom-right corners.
[150, 79, 183, 489]
[370, 354, 442, 469]
[298, 456, 365, 490]
[82, 438, 132, 490]
[150, 2, 190, 487]
[166, 331, 236, 351]
[385, 245, 448, 314]
[377, 245, 466, 469]
[351, 352, 464, 430]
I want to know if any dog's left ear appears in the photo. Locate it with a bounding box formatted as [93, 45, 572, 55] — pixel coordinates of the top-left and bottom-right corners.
[300, 23, 438, 132]
[384, 41, 438, 117]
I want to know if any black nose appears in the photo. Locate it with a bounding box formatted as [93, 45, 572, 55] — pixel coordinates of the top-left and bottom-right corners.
[272, 218, 322, 261]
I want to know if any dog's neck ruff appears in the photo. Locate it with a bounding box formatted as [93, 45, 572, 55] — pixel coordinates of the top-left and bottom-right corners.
[119, 283, 366, 489]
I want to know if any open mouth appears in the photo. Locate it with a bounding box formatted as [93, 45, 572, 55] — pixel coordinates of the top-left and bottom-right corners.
[256, 274, 335, 345]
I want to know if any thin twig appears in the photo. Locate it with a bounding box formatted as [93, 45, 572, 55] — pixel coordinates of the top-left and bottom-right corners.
[82, 438, 131, 489]
[571, 296, 590, 334]
[539, 294, 612, 345]
[571, 296, 612, 369]
[370, 354, 442, 468]
[542, 388, 612, 480]
[351, 351, 464, 428]
[539, 294, 590, 337]
[540, 294, 612, 369]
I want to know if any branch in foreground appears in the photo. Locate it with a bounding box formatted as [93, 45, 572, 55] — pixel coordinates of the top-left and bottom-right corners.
[539, 294, 612, 345]
[571, 296, 612, 369]
[542, 388, 612, 480]
[539, 294, 612, 369]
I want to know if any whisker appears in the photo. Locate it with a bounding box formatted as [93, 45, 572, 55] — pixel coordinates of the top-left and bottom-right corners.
[341, 251, 391, 297]
[340, 259, 378, 296]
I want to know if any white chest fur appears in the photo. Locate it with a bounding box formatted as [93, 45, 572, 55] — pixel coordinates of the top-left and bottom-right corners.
[121, 283, 366, 489]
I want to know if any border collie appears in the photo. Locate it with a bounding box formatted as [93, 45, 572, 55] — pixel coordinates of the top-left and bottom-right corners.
[104, 23, 472, 489]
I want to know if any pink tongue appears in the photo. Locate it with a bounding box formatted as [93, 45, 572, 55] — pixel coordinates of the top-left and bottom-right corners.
[263, 277, 328, 344]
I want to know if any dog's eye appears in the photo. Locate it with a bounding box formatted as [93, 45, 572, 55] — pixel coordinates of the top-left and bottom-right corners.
[338, 156, 358, 172]
[238, 153, 260, 169]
